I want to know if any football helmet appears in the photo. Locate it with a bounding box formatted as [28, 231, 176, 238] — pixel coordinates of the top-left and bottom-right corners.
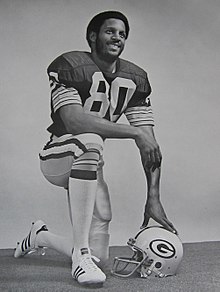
[112, 226, 183, 278]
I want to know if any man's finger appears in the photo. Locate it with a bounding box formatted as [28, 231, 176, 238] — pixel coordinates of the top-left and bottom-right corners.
[144, 159, 152, 171]
[159, 220, 175, 233]
[155, 149, 162, 165]
[150, 150, 156, 164]
[164, 218, 178, 235]
[140, 214, 150, 229]
[158, 218, 177, 234]
[151, 160, 161, 172]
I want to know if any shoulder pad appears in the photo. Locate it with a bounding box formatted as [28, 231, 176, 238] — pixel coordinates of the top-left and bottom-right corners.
[119, 58, 147, 79]
[47, 51, 92, 72]
[62, 51, 93, 68]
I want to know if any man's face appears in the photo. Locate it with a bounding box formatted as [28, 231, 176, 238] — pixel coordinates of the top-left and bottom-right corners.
[94, 18, 126, 62]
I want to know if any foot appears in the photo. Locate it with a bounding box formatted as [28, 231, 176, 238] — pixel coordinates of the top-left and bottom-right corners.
[72, 248, 106, 286]
[14, 220, 48, 258]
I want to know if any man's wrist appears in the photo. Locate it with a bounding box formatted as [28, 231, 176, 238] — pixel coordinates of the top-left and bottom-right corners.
[132, 126, 142, 141]
[147, 187, 160, 199]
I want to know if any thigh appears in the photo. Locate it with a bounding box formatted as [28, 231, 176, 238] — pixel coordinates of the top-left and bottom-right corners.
[39, 134, 82, 188]
[39, 133, 104, 188]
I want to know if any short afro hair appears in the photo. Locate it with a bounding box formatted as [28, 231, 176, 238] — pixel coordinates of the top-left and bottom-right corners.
[86, 11, 130, 47]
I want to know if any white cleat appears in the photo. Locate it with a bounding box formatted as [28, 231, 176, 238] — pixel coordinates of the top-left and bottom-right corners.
[72, 248, 106, 286]
[14, 220, 48, 258]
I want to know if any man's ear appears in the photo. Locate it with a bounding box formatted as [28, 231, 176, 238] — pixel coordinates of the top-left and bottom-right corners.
[89, 31, 97, 44]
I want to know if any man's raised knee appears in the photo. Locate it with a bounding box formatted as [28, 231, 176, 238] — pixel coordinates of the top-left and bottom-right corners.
[70, 134, 104, 180]
[76, 133, 104, 152]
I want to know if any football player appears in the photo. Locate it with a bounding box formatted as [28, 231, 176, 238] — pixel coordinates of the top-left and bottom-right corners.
[14, 11, 177, 286]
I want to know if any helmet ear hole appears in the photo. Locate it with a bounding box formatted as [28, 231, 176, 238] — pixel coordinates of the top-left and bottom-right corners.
[155, 262, 162, 269]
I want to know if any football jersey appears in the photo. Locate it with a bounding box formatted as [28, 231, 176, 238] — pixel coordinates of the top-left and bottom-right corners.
[47, 51, 154, 137]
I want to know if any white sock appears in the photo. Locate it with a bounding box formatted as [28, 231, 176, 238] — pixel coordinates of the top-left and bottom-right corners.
[69, 178, 97, 256]
[36, 231, 73, 257]
[35, 165, 109, 260]
[89, 166, 111, 265]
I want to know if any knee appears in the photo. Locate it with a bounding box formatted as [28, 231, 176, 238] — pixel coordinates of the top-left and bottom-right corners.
[94, 203, 112, 223]
[76, 133, 104, 153]
[71, 134, 104, 181]
[97, 211, 112, 224]
[90, 213, 111, 235]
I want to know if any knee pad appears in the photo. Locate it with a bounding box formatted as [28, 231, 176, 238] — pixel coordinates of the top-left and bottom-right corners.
[71, 148, 101, 180]
[74, 133, 104, 154]
[70, 134, 104, 180]
[90, 213, 111, 234]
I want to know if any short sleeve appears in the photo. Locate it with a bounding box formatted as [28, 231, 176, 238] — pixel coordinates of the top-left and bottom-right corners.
[47, 56, 82, 113]
[125, 71, 154, 126]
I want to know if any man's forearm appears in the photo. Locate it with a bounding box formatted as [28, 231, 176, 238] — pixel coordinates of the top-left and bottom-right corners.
[59, 105, 161, 169]
[72, 111, 139, 139]
[59, 104, 140, 140]
[144, 166, 161, 199]
[139, 125, 162, 198]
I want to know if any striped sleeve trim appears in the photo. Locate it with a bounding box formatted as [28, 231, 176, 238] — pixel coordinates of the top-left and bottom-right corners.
[50, 80, 82, 113]
[125, 105, 154, 126]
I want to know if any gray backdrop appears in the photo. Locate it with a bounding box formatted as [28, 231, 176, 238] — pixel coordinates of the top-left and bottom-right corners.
[1, 0, 220, 248]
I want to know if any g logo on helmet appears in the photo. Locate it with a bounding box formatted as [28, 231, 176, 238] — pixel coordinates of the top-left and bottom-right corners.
[149, 239, 176, 259]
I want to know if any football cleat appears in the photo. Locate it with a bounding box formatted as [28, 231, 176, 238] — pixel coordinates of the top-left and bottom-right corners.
[72, 248, 106, 286]
[14, 220, 48, 258]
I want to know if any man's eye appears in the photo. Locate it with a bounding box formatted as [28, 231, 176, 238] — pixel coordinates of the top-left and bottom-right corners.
[106, 30, 112, 34]
[120, 33, 126, 39]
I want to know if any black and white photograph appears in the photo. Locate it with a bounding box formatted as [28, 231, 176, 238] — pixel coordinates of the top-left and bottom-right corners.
[0, 0, 220, 291]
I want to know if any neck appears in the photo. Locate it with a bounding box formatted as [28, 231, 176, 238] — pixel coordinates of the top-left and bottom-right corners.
[91, 51, 117, 73]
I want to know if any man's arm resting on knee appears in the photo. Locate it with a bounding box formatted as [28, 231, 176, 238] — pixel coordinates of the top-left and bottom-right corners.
[138, 126, 177, 234]
[59, 104, 139, 139]
[59, 104, 160, 168]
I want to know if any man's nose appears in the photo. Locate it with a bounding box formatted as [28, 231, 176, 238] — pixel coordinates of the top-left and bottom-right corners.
[111, 32, 120, 40]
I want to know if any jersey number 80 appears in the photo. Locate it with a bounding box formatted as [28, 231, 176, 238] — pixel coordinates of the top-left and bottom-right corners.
[84, 72, 136, 121]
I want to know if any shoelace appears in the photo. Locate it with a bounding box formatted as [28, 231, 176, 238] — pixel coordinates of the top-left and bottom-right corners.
[80, 255, 100, 272]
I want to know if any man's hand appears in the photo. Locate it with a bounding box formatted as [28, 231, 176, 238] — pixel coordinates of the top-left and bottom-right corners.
[140, 195, 177, 234]
[135, 127, 162, 171]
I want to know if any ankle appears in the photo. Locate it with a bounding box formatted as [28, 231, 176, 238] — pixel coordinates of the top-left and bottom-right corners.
[35, 231, 48, 247]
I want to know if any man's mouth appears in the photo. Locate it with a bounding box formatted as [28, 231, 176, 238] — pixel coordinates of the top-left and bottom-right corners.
[108, 42, 121, 49]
